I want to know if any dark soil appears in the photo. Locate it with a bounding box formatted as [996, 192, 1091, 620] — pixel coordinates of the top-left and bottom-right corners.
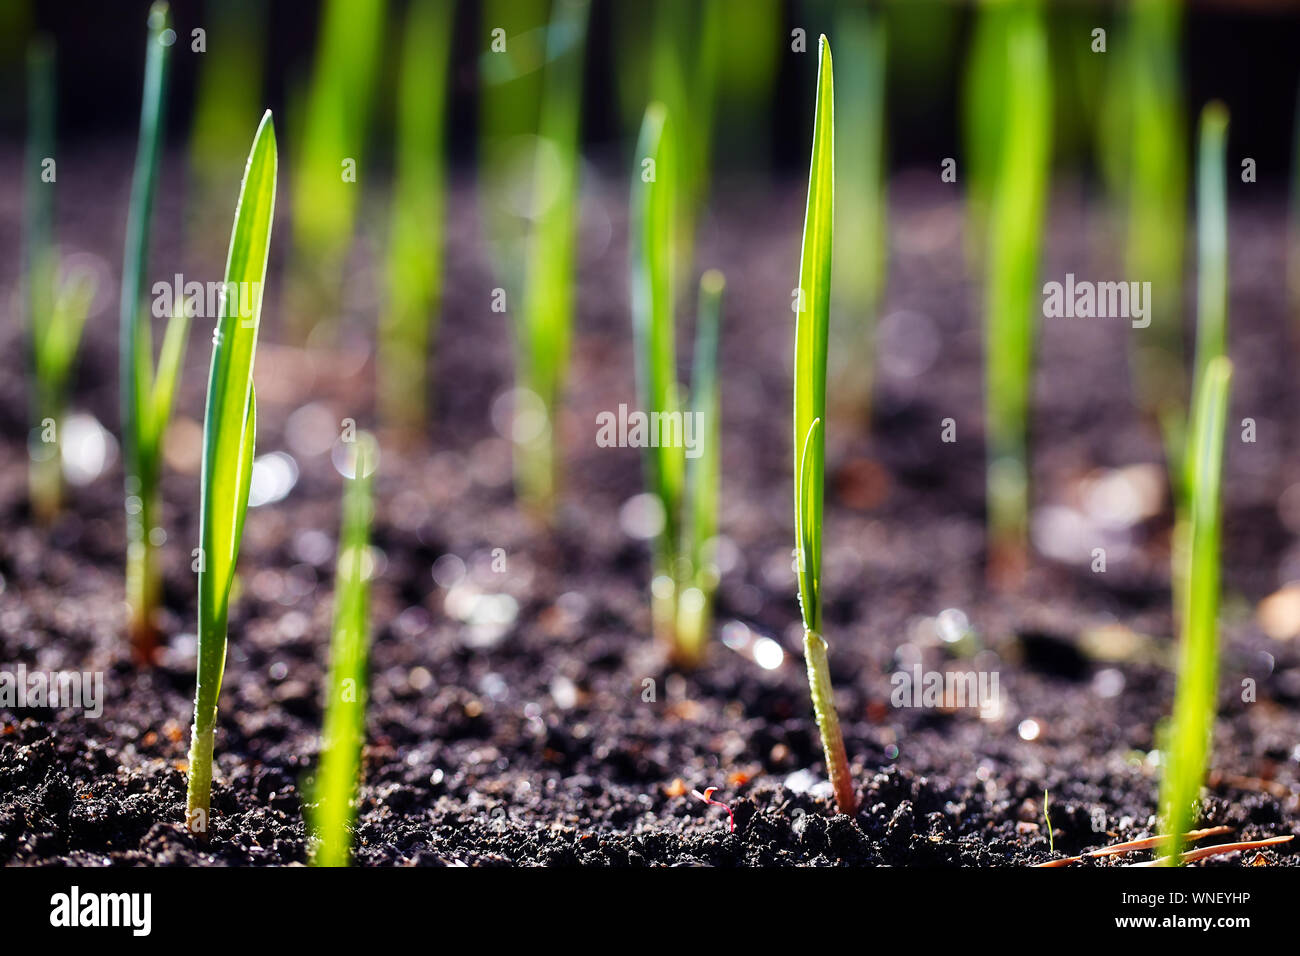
[1, 148, 1298, 866]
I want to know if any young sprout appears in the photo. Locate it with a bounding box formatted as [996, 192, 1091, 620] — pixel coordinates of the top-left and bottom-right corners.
[1115, 0, 1189, 504]
[286, 0, 385, 342]
[794, 37, 855, 817]
[380, 0, 452, 435]
[983, 0, 1050, 580]
[24, 41, 97, 525]
[691, 786, 734, 834]
[630, 103, 725, 666]
[310, 434, 376, 867]
[185, 112, 278, 836]
[121, 3, 190, 663]
[1171, 103, 1230, 609]
[645, 0, 723, 277]
[829, 2, 888, 421]
[513, 0, 591, 516]
[1042, 789, 1054, 855]
[187, 0, 266, 255]
[477, 0, 549, 289]
[961, 0, 1011, 267]
[1158, 356, 1232, 865]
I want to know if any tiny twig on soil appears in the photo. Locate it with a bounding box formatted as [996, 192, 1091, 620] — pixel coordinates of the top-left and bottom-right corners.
[692, 786, 734, 834]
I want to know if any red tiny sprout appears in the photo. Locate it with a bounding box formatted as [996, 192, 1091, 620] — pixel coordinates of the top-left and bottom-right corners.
[692, 786, 735, 834]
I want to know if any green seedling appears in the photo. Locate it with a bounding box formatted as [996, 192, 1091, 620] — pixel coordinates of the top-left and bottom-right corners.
[962, 0, 1012, 268]
[188, 0, 267, 253]
[287, 0, 385, 342]
[829, 1, 887, 422]
[983, 0, 1050, 579]
[477, 0, 548, 292]
[630, 103, 725, 666]
[120, 3, 190, 663]
[794, 37, 855, 817]
[310, 434, 376, 867]
[185, 111, 278, 836]
[1112, 0, 1188, 503]
[647, 0, 722, 276]
[1170, 103, 1230, 627]
[513, 0, 590, 516]
[1158, 356, 1232, 864]
[381, 0, 453, 435]
[617, 0, 779, 188]
[25, 40, 97, 525]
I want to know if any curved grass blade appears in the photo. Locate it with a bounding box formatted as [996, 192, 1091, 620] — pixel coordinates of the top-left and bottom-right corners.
[793, 36, 854, 816]
[186, 110, 278, 835]
[1159, 356, 1232, 863]
[311, 436, 375, 867]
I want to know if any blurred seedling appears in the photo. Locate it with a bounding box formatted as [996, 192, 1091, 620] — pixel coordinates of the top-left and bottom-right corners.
[981, 0, 1051, 582]
[310, 434, 376, 867]
[286, 0, 385, 342]
[24, 40, 98, 525]
[120, 3, 190, 663]
[380, 0, 453, 436]
[630, 102, 725, 667]
[513, 0, 591, 516]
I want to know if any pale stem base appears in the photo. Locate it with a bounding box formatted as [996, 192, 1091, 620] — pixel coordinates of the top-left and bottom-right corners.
[803, 628, 857, 815]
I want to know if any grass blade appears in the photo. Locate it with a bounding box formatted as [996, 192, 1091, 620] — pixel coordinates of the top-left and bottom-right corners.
[287, 0, 385, 341]
[984, 0, 1051, 576]
[830, 2, 887, 420]
[1159, 356, 1232, 863]
[630, 101, 683, 647]
[120, 2, 174, 658]
[1120, 0, 1188, 503]
[311, 435, 375, 867]
[794, 36, 854, 817]
[186, 111, 278, 835]
[676, 269, 725, 664]
[514, 0, 591, 514]
[1188, 101, 1229, 450]
[381, 0, 453, 435]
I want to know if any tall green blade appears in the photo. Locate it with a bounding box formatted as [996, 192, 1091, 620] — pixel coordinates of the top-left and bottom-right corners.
[288, 0, 385, 340]
[630, 101, 683, 649]
[186, 111, 278, 834]
[120, 1, 172, 481]
[830, 2, 887, 419]
[1188, 101, 1229, 450]
[514, 0, 591, 512]
[793, 37, 834, 635]
[1159, 356, 1231, 863]
[381, 0, 453, 433]
[119, 3, 174, 657]
[311, 437, 374, 867]
[1121, 0, 1188, 503]
[984, 0, 1050, 566]
[793, 36, 854, 817]
[673, 269, 725, 666]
